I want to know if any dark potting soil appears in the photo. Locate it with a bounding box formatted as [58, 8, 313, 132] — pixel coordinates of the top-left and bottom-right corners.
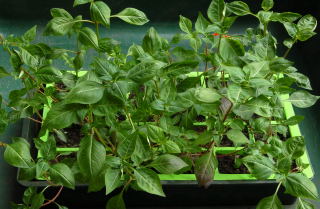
[220, 129, 250, 146]
[279, 133, 288, 141]
[193, 125, 207, 133]
[254, 132, 265, 141]
[196, 115, 206, 122]
[55, 124, 83, 147]
[217, 155, 249, 174]
[55, 83, 67, 90]
[220, 135, 233, 146]
[116, 113, 126, 121]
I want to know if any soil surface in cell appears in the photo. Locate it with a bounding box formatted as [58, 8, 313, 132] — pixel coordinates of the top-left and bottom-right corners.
[55, 124, 83, 147]
[217, 155, 249, 174]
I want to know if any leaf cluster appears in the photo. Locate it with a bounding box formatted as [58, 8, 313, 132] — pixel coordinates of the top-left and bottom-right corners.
[0, 0, 319, 208]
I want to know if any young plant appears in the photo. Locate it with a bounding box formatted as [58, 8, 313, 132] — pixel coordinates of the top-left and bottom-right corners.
[0, 0, 319, 208]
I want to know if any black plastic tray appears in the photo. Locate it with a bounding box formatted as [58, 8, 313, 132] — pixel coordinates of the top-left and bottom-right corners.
[17, 119, 296, 208]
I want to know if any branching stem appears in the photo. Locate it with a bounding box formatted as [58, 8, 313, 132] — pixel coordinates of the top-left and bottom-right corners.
[41, 186, 64, 207]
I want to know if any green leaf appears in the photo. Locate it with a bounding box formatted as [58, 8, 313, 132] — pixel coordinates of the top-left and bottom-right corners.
[256, 195, 283, 209]
[285, 136, 305, 159]
[117, 131, 138, 159]
[284, 173, 319, 200]
[93, 57, 118, 79]
[30, 192, 45, 209]
[150, 154, 188, 174]
[36, 160, 50, 178]
[106, 193, 126, 209]
[78, 27, 99, 49]
[161, 61, 199, 77]
[226, 129, 249, 146]
[227, 1, 251, 16]
[219, 38, 245, 66]
[283, 22, 298, 38]
[246, 96, 272, 117]
[0, 66, 10, 78]
[18, 47, 39, 68]
[194, 150, 216, 188]
[207, 0, 225, 23]
[4, 139, 33, 168]
[194, 88, 221, 103]
[288, 91, 319, 108]
[57, 204, 69, 209]
[43, 103, 86, 130]
[282, 115, 304, 126]
[242, 155, 275, 179]
[261, 0, 274, 11]
[50, 8, 72, 18]
[277, 156, 292, 174]
[127, 62, 158, 83]
[162, 140, 181, 153]
[243, 61, 269, 78]
[73, 51, 84, 70]
[179, 15, 193, 34]
[65, 81, 105, 104]
[297, 15, 317, 32]
[297, 198, 316, 209]
[142, 27, 165, 54]
[287, 72, 312, 90]
[194, 131, 213, 145]
[113, 8, 149, 25]
[105, 168, 121, 195]
[134, 168, 165, 197]
[283, 39, 294, 48]
[90, 1, 111, 27]
[78, 135, 106, 178]
[269, 57, 293, 73]
[23, 187, 36, 205]
[35, 66, 62, 83]
[48, 17, 79, 36]
[146, 124, 165, 143]
[233, 104, 254, 120]
[49, 163, 75, 189]
[271, 12, 301, 23]
[22, 26, 37, 42]
[37, 135, 56, 160]
[222, 65, 245, 83]
[73, 0, 91, 7]
[195, 12, 210, 34]
[297, 30, 317, 41]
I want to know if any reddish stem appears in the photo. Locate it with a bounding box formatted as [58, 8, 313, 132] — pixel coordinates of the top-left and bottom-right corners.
[41, 186, 63, 207]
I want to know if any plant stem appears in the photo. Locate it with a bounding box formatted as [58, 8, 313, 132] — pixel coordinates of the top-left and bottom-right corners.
[263, 23, 268, 36]
[93, 127, 116, 152]
[41, 185, 51, 193]
[95, 22, 100, 39]
[41, 186, 63, 207]
[121, 177, 133, 193]
[271, 182, 282, 203]
[76, 19, 95, 24]
[283, 39, 297, 58]
[126, 112, 136, 131]
[153, 80, 160, 98]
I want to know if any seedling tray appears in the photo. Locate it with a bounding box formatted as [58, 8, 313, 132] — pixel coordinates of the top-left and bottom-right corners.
[16, 83, 313, 207]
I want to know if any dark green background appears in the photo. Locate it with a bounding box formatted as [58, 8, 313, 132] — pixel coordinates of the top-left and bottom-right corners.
[0, 0, 319, 208]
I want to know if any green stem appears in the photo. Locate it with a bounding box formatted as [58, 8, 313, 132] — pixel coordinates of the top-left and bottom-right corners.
[93, 127, 116, 152]
[76, 19, 95, 24]
[272, 182, 282, 203]
[125, 112, 136, 131]
[95, 22, 100, 39]
[283, 38, 297, 58]
[263, 23, 268, 36]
